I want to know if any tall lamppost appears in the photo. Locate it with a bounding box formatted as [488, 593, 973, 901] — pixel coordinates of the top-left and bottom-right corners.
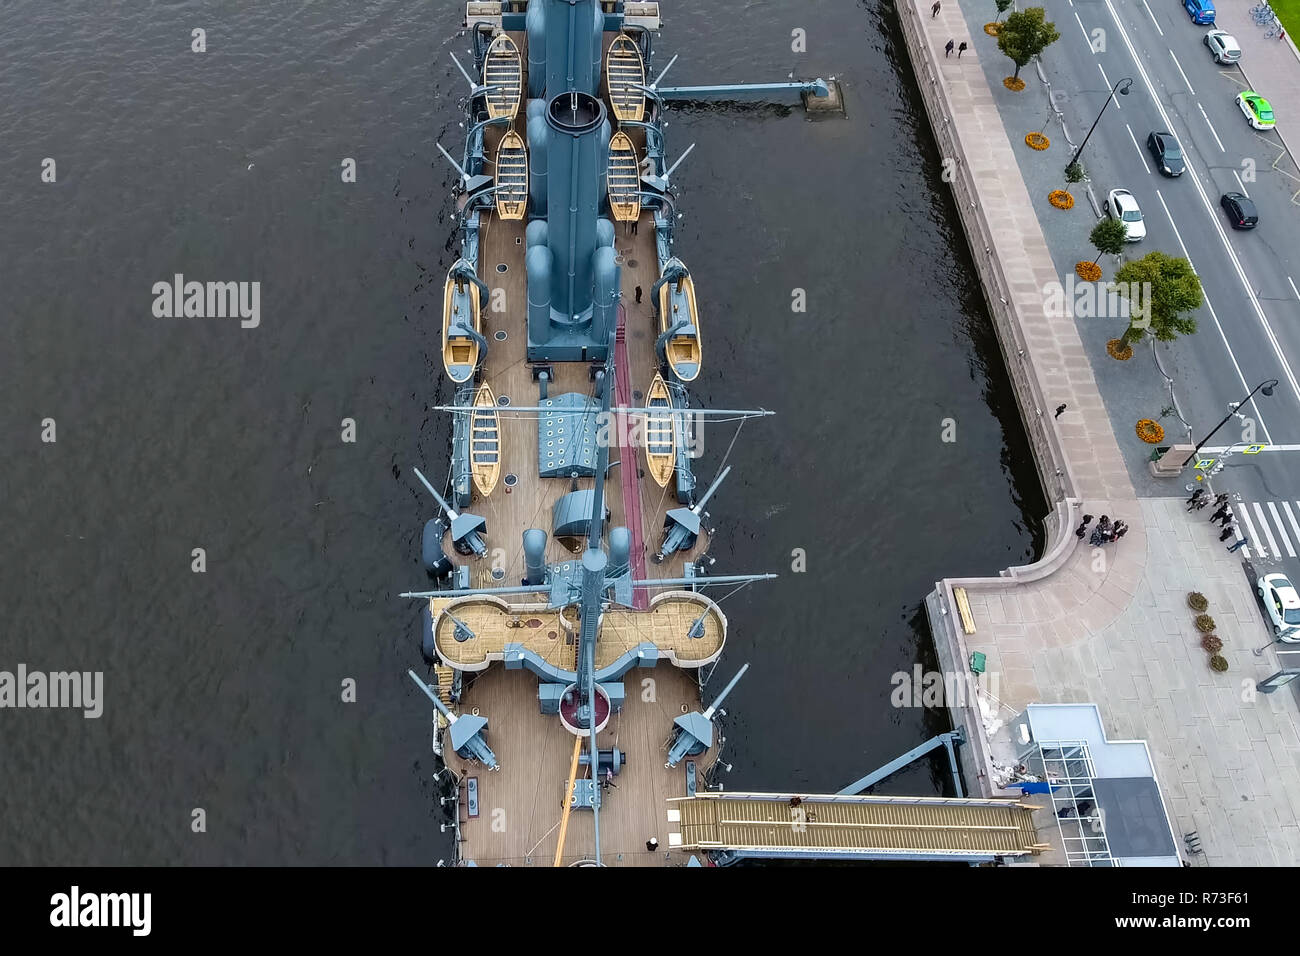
[1183, 379, 1279, 467]
[1067, 78, 1133, 171]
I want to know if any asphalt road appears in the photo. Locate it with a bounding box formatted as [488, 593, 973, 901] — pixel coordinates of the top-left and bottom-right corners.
[1013, 0, 1300, 574]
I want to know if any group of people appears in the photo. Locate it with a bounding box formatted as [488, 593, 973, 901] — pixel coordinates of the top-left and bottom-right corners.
[1188, 488, 1251, 552]
[1075, 514, 1128, 546]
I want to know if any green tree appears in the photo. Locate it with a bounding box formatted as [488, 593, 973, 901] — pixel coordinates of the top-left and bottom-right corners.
[1113, 250, 1202, 343]
[997, 8, 1061, 81]
[996, 0, 1014, 21]
[1089, 216, 1128, 265]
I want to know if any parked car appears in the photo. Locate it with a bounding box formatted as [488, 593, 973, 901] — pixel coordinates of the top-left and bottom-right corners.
[1237, 91, 1275, 130]
[1220, 191, 1259, 229]
[1104, 188, 1147, 240]
[1184, 0, 1215, 24]
[1203, 29, 1240, 64]
[1147, 131, 1185, 176]
[1258, 573, 1300, 641]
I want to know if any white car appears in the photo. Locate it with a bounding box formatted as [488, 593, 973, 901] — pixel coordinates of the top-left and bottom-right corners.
[1258, 573, 1300, 641]
[1203, 29, 1241, 64]
[1104, 188, 1146, 241]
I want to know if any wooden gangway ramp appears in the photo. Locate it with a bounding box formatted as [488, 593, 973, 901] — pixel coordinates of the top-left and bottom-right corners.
[670, 792, 1047, 863]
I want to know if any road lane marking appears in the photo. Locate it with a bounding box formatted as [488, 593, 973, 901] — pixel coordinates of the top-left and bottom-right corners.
[1200, 292, 1273, 442]
[1198, 102, 1225, 151]
[1233, 170, 1249, 195]
[1141, 0, 1165, 35]
[1171, 50, 1195, 95]
[1269, 502, 1296, 557]
[1238, 505, 1264, 558]
[1098, 64, 1120, 108]
[1075, 11, 1092, 50]
[1156, 189, 1195, 270]
[1284, 503, 1300, 550]
[1256, 502, 1281, 558]
[1105, 0, 1300, 411]
[1127, 124, 1151, 171]
[1290, 276, 1300, 300]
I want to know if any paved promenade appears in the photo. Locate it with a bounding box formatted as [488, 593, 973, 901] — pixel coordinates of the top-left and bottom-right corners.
[901, 0, 1300, 864]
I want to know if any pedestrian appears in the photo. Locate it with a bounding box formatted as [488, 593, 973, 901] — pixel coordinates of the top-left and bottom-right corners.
[1228, 536, 1249, 553]
[1194, 496, 1209, 511]
[1219, 525, 1235, 542]
[945, 39, 955, 57]
[789, 796, 802, 808]
[630, 218, 638, 235]
[1209, 505, 1228, 524]
[957, 41, 968, 57]
[1054, 403, 1067, 418]
[635, 285, 643, 304]
[932, 0, 941, 17]
[1074, 513, 1094, 539]
[1114, 524, 1128, 541]
[646, 837, 659, 851]
[1187, 487, 1205, 509]
[1213, 493, 1229, 506]
[1218, 509, 1234, 527]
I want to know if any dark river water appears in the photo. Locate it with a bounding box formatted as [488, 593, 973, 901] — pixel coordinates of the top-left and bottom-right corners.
[0, 0, 1044, 864]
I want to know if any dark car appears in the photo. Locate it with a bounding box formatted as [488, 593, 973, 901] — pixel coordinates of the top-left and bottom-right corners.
[1220, 191, 1259, 229]
[1147, 131, 1185, 176]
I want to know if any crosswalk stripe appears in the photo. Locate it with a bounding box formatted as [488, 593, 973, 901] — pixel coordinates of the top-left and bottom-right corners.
[1285, 503, 1300, 553]
[1254, 503, 1279, 558]
[1269, 502, 1297, 557]
[1237, 506, 1262, 558]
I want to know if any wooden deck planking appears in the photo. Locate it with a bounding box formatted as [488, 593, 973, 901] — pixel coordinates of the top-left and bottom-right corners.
[445, 667, 714, 865]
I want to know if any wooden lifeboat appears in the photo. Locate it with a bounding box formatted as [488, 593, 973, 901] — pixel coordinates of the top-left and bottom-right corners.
[471, 383, 501, 497]
[605, 34, 645, 123]
[483, 34, 522, 120]
[442, 269, 481, 384]
[644, 374, 676, 488]
[658, 273, 702, 383]
[607, 130, 640, 223]
[495, 129, 528, 220]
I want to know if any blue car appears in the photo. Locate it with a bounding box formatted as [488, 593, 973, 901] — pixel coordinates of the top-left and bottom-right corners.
[1184, 0, 1215, 25]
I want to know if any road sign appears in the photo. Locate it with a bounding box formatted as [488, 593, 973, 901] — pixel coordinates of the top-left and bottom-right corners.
[1243, 443, 1268, 455]
[1195, 458, 1216, 470]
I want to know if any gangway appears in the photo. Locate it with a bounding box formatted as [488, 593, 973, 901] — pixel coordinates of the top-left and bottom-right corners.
[669, 792, 1044, 862]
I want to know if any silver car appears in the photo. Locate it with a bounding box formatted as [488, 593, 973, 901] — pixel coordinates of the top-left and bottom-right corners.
[1204, 30, 1241, 64]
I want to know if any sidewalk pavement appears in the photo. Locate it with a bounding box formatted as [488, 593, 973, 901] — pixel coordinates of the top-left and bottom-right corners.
[1218, 0, 1300, 175]
[962, 498, 1300, 867]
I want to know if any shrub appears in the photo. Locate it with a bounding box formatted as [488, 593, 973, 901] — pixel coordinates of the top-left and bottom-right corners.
[1201, 634, 1222, 654]
[1194, 614, 1216, 633]
[1187, 592, 1208, 612]
[1210, 654, 1228, 672]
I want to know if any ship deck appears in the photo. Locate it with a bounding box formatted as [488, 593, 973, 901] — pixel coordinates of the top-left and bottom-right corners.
[445, 667, 716, 866]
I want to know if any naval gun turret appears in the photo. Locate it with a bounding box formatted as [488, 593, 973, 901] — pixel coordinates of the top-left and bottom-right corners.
[408, 669, 499, 771]
[656, 465, 729, 562]
[666, 663, 748, 768]
[414, 467, 487, 557]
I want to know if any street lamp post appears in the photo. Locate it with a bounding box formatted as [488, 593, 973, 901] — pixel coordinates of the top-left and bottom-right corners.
[1067, 78, 1133, 172]
[1182, 379, 1279, 467]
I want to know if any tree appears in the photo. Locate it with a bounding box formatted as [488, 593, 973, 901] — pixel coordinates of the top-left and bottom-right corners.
[1063, 161, 1085, 190]
[997, 8, 1061, 81]
[1089, 217, 1128, 265]
[1113, 250, 1202, 343]
[996, 0, 1014, 21]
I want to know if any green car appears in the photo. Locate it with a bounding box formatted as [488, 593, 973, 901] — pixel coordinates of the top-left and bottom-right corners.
[1238, 91, 1275, 130]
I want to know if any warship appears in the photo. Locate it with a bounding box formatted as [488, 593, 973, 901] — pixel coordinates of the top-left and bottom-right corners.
[405, 0, 1043, 867]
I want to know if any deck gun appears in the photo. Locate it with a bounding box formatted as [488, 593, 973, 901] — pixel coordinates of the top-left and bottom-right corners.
[414, 467, 487, 557]
[408, 669, 499, 771]
[656, 465, 729, 562]
[666, 663, 749, 768]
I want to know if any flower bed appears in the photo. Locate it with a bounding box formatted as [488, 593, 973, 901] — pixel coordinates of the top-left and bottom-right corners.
[985, 23, 1002, 36]
[1048, 189, 1074, 210]
[1136, 419, 1165, 444]
[1107, 338, 1133, 360]
[1025, 132, 1050, 150]
[1075, 261, 1102, 282]
[1004, 76, 1027, 92]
